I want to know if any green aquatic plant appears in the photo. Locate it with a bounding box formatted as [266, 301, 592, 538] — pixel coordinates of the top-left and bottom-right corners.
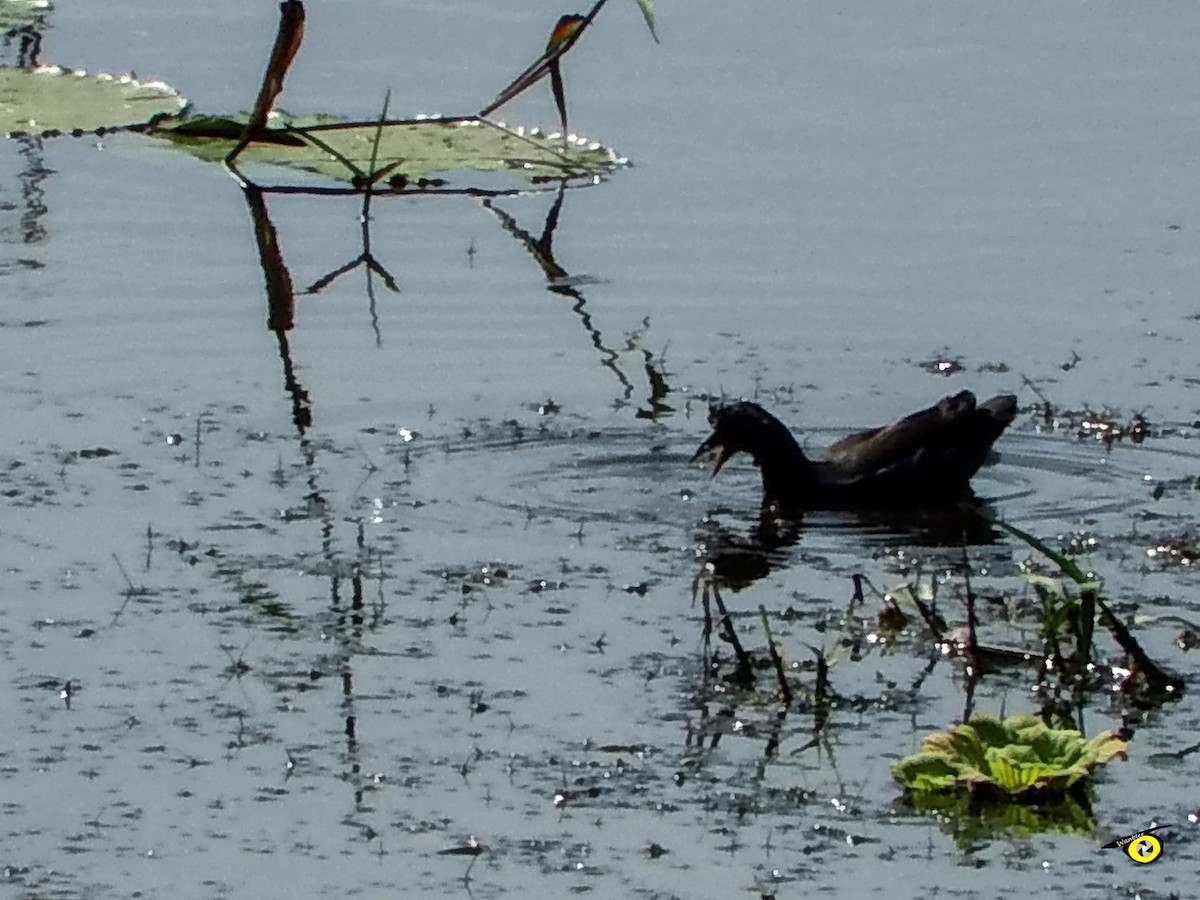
[979, 508, 1184, 704]
[159, 113, 625, 185]
[0, 0, 51, 31]
[1, 0, 642, 189]
[892, 713, 1128, 849]
[896, 782, 1099, 852]
[0, 66, 187, 135]
[892, 712, 1126, 798]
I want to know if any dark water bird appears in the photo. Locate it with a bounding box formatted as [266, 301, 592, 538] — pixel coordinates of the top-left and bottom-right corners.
[692, 391, 1018, 513]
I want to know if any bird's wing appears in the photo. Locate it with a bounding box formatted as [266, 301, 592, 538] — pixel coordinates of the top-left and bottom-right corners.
[820, 392, 978, 478]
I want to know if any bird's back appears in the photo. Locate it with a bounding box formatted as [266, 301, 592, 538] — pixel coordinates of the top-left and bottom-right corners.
[817, 391, 1018, 502]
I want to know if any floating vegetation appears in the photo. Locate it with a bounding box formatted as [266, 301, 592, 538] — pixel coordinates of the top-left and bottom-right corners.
[0, 0, 51, 31]
[916, 354, 965, 377]
[158, 114, 626, 185]
[1144, 531, 1198, 567]
[1, 0, 640, 189]
[209, 0, 631, 189]
[892, 713, 1126, 850]
[892, 712, 1126, 798]
[0, 66, 187, 136]
[1018, 378, 1165, 446]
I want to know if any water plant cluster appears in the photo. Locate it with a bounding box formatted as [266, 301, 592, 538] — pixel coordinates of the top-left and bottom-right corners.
[693, 458, 1184, 847]
[892, 712, 1127, 798]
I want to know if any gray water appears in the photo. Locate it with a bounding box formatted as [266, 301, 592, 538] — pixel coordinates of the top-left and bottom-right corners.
[1, 2, 1198, 898]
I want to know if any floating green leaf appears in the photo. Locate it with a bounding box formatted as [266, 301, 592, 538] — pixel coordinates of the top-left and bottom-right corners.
[0, 0, 51, 31]
[155, 113, 628, 187]
[893, 712, 1127, 798]
[892, 714, 1127, 848]
[0, 65, 188, 137]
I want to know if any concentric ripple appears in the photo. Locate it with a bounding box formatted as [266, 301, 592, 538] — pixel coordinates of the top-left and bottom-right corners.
[409, 423, 1195, 540]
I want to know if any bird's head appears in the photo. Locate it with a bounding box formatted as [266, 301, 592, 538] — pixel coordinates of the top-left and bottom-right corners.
[691, 401, 800, 475]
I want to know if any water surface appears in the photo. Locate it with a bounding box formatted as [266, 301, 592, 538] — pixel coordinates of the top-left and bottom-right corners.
[2, 2, 1199, 898]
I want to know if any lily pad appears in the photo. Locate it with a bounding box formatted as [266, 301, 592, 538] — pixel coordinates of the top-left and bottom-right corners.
[0, 65, 188, 137]
[154, 113, 628, 187]
[0, 0, 51, 31]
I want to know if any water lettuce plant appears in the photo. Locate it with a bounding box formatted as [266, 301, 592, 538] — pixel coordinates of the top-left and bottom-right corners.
[892, 712, 1126, 798]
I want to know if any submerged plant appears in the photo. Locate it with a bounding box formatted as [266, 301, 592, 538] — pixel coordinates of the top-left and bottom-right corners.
[982, 510, 1184, 704]
[892, 712, 1126, 798]
[896, 782, 1099, 852]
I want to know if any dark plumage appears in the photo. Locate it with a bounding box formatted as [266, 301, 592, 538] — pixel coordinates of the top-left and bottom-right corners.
[692, 391, 1018, 512]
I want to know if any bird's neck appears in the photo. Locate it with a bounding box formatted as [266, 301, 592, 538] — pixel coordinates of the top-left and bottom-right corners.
[751, 436, 817, 509]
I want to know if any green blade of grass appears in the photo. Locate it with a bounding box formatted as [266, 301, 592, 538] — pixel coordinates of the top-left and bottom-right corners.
[634, 0, 660, 43]
[972, 506, 1090, 585]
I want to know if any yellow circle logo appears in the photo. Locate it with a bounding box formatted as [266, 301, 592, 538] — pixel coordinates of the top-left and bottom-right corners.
[1127, 835, 1162, 864]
